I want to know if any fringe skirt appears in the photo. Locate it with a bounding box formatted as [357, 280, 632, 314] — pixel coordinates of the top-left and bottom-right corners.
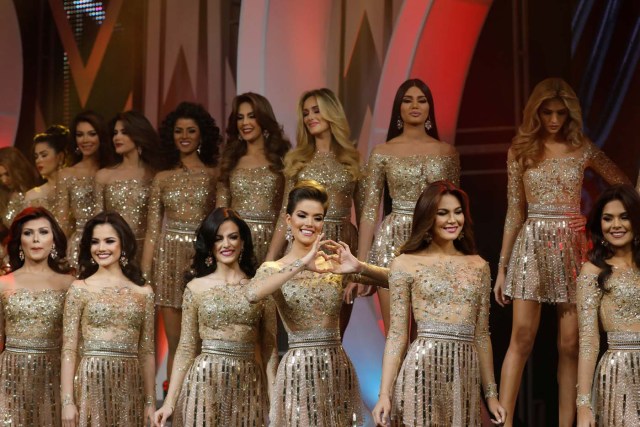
[393, 321, 481, 427]
[368, 202, 414, 268]
[67, 224, 85, 270]
[505, 204, 587, 303]
[173, 340, 268, 427]
[154, 222, 197, 308]
[242, 214, 277, 265]
[75, 343, 144, 427]
[271, 329, 363, 426]
[0, 338, 61, 427]
[593, 332, 640, 426]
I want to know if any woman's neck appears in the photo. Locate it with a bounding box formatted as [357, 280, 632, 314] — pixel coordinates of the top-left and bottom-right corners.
[180, 151, 205, 169]
[209, 261, 246, 282]
[314, 133, 332, 153]
[19, 258, 51, 274]
[423, 239, 460, 256]
[246, 137, 266, 157]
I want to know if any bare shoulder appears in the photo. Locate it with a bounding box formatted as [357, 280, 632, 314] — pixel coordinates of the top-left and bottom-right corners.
[580, 261, 601, 275]
[464, 254, 487, 268]
[371, 142, 394, 155]
[53, 272, 75, 290]
[0, 273, 14, 289]
[133, 283, 154, 295]
[95, 167, 115, 184]
[436, 140, 458, 156]
[185, 277, 209, 293]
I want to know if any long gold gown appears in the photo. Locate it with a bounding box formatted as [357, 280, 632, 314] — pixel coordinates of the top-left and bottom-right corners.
[503, 142, 628, 303]
[361, 153, 460, 267]
[578, 267, 640, 426]
[216, 166, 284, 263]
[4, 186, 57, 225]
[145, 168, 215, 308]
[248, 263, 363, 426]
[56, 176, 96, 269]
[0, 288, 67, 426]
[385, 257, 495, 426]
[62, 285, 155, 426]
[94, 179, 152, 264]
[169, 282, 277, 426]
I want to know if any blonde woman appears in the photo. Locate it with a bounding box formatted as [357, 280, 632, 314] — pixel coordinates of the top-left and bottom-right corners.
[493, 78, 630, 427]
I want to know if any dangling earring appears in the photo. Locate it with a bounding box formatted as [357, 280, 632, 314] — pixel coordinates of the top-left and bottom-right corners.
[601, 239, 609, 247]
[75, 146, 81, 155]
[425, 119, 433, 131]
[396, 117, 404, 130]
[119, 251, 129, 267]
[137, 146, 142, 156]
[424, 233, 432, 244]
[238, 134, 244, 143]
[205, 255, 214, 267]
[90, 258, 97, 265]
[457, 231, 465, 241]
[285, 226, 293, 243]
[263, 129, 270, 139]
[50, 243, 58, 260]
[19, 248, 24, 261]
[197, 143, 201, 155]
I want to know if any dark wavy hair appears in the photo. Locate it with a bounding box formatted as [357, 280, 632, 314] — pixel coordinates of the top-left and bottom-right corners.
[6, 207, 71, 273]
[400, 180, 476, 255]
[33, 124, 69, 166]
[587, 184, 640, 291]
[285, 180, 329, 215]
[186, 208, 257, 281]
[110, 110, 168, 171]
[77, 211, 145, 285]
[0, 147, 41, 193]
[158, 102, 221, 169]
[68, 110, 115, 168]
[220, 93, 290, 183]
[386, 78, 440, 142]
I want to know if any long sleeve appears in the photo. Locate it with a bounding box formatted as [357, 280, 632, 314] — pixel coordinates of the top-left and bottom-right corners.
[576, 272, 602, 398]
[360, 153, 386, 226]
[259, 297, 278, 400]
[215, 180, 231, 207]
[266, 176, 294, 260]
[244, 263, 281, 303]
[4, 192, 25, 225]
[475, 263, 498, 395]
[0, 293, 5, 352]
[93, 181, 105, 214]
[61, 285, 85, 402]
[447, 153, 461, 187]
[141, 177, 163, 284]
[55, 177, 73, 237]
[585, 141, 630, 185]
[139, 292, 156, 401]
[497, 151, 526, 270]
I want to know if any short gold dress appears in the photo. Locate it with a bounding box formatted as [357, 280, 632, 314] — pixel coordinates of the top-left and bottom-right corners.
[62, 285, 155, 427]
[578, 267, 640, 426]
[386, 257, 495, 426]
[361, 153, 460, 267]
[0, 288, 67, 426]
[503, 142, 628, 303]
[56, 176, 96, 268]
[249, 263, 363, 426]
[95, 179, 152, 264]
[169, 283, 277, 426]
[4, 186, 57, 225]
[216, 166, 284, 263]
[145, 168, 215, 308]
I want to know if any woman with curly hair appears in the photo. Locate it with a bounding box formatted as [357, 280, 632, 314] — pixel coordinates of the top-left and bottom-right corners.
[216, 92, 290, 263]
[493, 78, 630, 427]
[141, 102, 220, 381]
[56, 111, 115, 268]
[0, 147, 40, 222]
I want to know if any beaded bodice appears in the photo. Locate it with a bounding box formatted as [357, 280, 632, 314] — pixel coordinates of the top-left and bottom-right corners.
[217, 166, 283, 218]
[1, 288, 66, 342]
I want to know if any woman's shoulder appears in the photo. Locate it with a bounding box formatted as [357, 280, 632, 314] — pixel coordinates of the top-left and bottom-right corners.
[580, 261, 601, 276]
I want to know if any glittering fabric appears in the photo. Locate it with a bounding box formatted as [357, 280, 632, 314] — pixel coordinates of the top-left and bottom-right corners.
[4, 186, 57, 225]
[145, 168, 215, 308]
[0, 289, 66, 427]
[250, 263, 363, 426]
[503, 142, 628, 303]
[216, 166, 284, 263]
[95, 179, 152, 264]
[385, 257, 495, 426]
[361, 153, 460, 267]
[170, 285, 276, 426]
[577, 268, 640, 426]
[62, 285, 155, 426]
[56, 176, 96, 269]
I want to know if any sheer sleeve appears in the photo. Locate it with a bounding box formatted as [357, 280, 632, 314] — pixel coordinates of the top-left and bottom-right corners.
[4, 192, 25, 224]
[55, 176, 73, 237]
[353, 167, 366, 226]
[360, 153, 386, 226]
[585, 141, 630, 185]
[259, 297, 278, 399]
[0, 293, 5, 352]
[576, 271, 602, 399]
[474, 263, 498, 396]
[62, 285, 85, 363]
[383, 268, 412, 359]
[93, 181, 105, 214]
[138, 293, 155, 357]
[244, 263, 280, 303]
[215, 179, 231, 207]
[447, 153, 461, 187]
[141, 177, 163, 284]
[497, 151, 526, 269]
[274, 176, 294, 235]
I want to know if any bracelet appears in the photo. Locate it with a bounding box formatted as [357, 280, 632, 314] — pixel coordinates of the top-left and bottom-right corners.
[278, 259, 304, 273]
[497, 255, 508, 270]
[62, 393, 75, 407]
[576, 394, 592, 409]
[145, 394, 155, 407]
[354, 262, 366, 282]
[484, 383, 498, 399]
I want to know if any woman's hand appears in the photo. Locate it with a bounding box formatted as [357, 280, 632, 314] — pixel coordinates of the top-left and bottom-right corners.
[153, 405, 173, 427]
[493, 270, 511, 307]
[319, 240, 362, 274]
[569, 214, 587, 232]
[61, 404, 78, 427]
[372, 394, 392, 426]
[577, 406, 596, 427]
[487, 397, 506, 425]
[300, 233, 327, 271]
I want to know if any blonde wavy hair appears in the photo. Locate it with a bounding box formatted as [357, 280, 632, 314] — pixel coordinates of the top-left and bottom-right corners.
[512, 78, 585, 168]
[283, 88, 360, 180]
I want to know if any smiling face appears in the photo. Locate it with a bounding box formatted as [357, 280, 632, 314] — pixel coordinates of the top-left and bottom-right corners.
[430, 194, 464, 244]
[400, 86, 430, 127]
[75, 121, 100, 158]
[34, 142, 64, 177]
[601, 199, 634, 250]
[236, 102, 263, 143]
[173, 118, 201, 155]
[286, 199, 324, 246]
[90, 223, 122, 269]
[302, 96, 330, 138]
[20, 217, 55, 262]
[538, 98, 569, 136]
[113, 120, 137, 155]
[213, 220, 244, 266]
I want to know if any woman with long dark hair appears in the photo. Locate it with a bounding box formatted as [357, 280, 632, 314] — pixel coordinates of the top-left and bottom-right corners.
[61, 211, 155, 427]
[0, 207, 73, 426]
[153, 208, 277, 427]
[576, 184, 640, 426]
[0, 147, 40, 222]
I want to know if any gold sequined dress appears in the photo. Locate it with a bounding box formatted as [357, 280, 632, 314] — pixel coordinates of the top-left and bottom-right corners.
[216, 166, 284, 263]
[385, 257, 495, 426]
[4, 186, 57, 225]
[504, 142, 628, 303]
[95, 179, 152, 264]
[249, 263, 363, 426]
[56, 176, 96, 268]
[145, 168, 215, 308]
[62, 285, 155, 426]
[361, 153, 460, 267]
[578, 267, 640, 426]
[169, 283, 277, 426]
[0, 288, 67, 426]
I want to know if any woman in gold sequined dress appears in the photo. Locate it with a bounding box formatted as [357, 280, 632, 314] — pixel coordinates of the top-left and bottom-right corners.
[357, 78, 460, 333]
[61, 212, 155, 427]
[57, 111, 115, 269]
[576, 184, 640, 427]
[0, 208, 73, 426]
[371, 181, 505, 427]
[153, 208, 277, 427]
[216, 93, 290, 264]
[141, 102, 219, 381]
[493, 78, 630, 427]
